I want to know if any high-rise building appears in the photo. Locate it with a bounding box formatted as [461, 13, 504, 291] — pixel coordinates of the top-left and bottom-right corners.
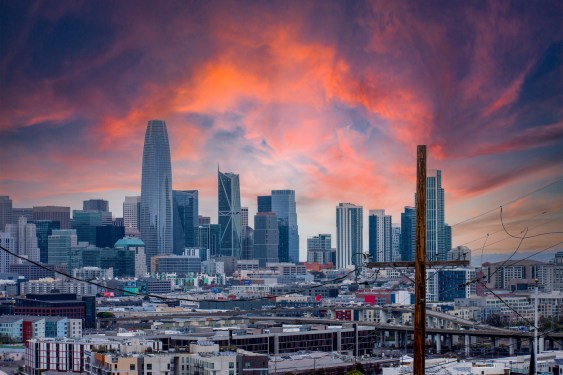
[271, 190, 299, 263]
[114, 238, 147, 278]
[0, 232, 16, 272]
[444, 223, 452, 253]
[241, 207, 248, 228]
[0, 196, 12, 231]
[400, 206, 416, 262]
[32, 206, 71, 229]
[424, 169, 446, 261]
[11, 208, 33, 223]
[253, 212, 279, 267]
[47, 229, 77, 265]
[391, 224, 401, 261]
[195, 224, 221, 258]
[198, 216, 211, 226]
[5, 217, 40, 262]
[368, 209, 392, 262]
[72, 210, 102, 245]
[31, 220, 60, 264]
[140, 120, 173, 267]
[218, 170, 242, 258]
[83, 199, 109, 212]
[241, 226, 254, 260]
[123, 196, 141, 236]
[336, 203, 363, 269]
[173, 190, 199, 254]
[307, 234, 332, 265]
[257, 196, 272, 213]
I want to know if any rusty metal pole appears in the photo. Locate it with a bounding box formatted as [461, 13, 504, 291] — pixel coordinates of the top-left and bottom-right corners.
[414, 145, 427, 375]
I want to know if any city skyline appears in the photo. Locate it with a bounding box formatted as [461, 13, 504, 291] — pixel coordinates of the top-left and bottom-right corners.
[0, 1, 562, 259]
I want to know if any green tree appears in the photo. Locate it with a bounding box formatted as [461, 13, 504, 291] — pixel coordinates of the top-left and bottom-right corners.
[96, 312, 115, 318]
[485, 314, 502, 327]
[345, 370, 364, 375]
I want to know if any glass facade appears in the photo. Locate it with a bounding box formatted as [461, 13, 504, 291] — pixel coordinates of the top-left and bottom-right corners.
[426, 169, 446, 261]
[173, 190, 199, 254]
[218, 170, 242, 258]
[368, 210, 392, 262]
[253, 212, 279, 266]
[400, 206, 415, 261]
[140, 120, 173, 267]
[30, 220, 60, 264]
[271, 190, 299, 263]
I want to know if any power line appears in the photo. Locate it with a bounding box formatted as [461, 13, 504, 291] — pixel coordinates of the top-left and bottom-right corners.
[451, 178, 563, 227]
[0, 243, 355, 304]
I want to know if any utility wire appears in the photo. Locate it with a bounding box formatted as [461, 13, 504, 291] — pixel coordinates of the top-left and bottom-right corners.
[0, 244, 355, 304]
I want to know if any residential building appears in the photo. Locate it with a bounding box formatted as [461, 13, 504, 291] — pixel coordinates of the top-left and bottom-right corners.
[140, 119, 174, 267]
[218, 169, 242, 258]
[423, 169, 447, 261]
[368, 209, 392, 262]
[400, 206, 415, 262]
[391, 224, 401, 261]
[307, 234, 332, 265]
[336, 203, 363, 269]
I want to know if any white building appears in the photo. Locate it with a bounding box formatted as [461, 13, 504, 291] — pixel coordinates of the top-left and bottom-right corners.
[5, 216, 40, 262]
[336, 203, 363, 269]
[368, 209, 392, 262]
[123, 196, 141, 236]
[0, 232, 17, 272]
[20, 278, 97, 296]
[72, 266, 114, 280]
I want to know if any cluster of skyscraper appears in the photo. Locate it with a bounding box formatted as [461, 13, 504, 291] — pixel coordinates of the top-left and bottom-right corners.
[335, 169, 452, 269]
[0, 119, 452, 273]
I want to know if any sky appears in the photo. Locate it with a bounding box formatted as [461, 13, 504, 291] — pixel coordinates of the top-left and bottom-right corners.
[1, 1, 562, 261]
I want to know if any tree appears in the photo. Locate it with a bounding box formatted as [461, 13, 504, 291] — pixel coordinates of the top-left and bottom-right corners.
[345, 370, 364, 375]
[97, 312, 115, 318]
[485, 314, 502, 327]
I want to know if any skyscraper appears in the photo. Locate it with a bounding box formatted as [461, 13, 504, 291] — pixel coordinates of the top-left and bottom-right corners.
[257, 196, 272, 213]
[195, 224, 221, 258]
[218, 169, 242, 258]
[123, 196, 141, 236]
[173, 190, 199, 254]
[0, 232, 16, 273]
[5, 216, 40, 262]
[400, 206, 415, 262]
[307, 234, 332, 265]
[336, 203, 363, 269]
[368, 209, 392, 262]
[271, 190, 299, 263]
[32, 206, 71, 229]
[391, 224, 401, 261]
[48, 229, 78, 265]
[426, 169, 446, 261]
[253, 212, 279, 266]
[83, 199, 109, 212]
[0, 196, 12, 231]
[140, 120, 173, 266]
[31, 220, 60, 263]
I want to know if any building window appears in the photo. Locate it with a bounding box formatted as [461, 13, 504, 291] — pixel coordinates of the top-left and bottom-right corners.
[130, 364, 135, 370]
[147, 364, 152, 370]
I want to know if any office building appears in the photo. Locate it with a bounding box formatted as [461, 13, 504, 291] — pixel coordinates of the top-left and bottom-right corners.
[195, 224, 221, 257]
[271, 190, 299, 263]
[173, 190, 199, 254]
[336, 203, 363, 269]
[241, 226, 254, 260]
[391, 224, 401, 261]
[257, 196, 272, 213]
[83, 199, 109, 212]
[72, 210, 102, 244]
[151, 254, 201, 275]
[198, 215, 211, 225]
[140, 120, 174, 266]
[0, 196, 12, 231]
[307, 234, 332, 265]
[123, 196, 141, 236]
[30, 220, 60, 264]
[253, 212, 279, 267]
[32, 206, 71, 229]
[0, 232, 16, 273]
[14, 293, 96, 328]
[114, 238, 148, 278]
[47, 229, 77, 265]
[425, 169, 446, 261]
[5, 216, 40, 262]
[447, 245, 471, 261]
[368, 209, 391, 262]
[400, 206, 416, 261]
[11, 207, 32, 223]
[445, 223, 452, 254]
[218, 170, 242, 258]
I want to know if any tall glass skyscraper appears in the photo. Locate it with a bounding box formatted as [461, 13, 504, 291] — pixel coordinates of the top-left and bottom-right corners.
[368, 209, 391, 262]
[271, 190, 299, 263]
[336, 203, 363, 269]
[400, 206, 416, 261]
[426, 169, 446, 261]
[173, 190, 198, 254]
[140, 120, 173, 266]
[218, 170, 242, 258]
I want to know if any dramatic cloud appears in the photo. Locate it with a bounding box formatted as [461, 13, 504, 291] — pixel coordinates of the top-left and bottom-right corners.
[1, 0, 562, 258]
